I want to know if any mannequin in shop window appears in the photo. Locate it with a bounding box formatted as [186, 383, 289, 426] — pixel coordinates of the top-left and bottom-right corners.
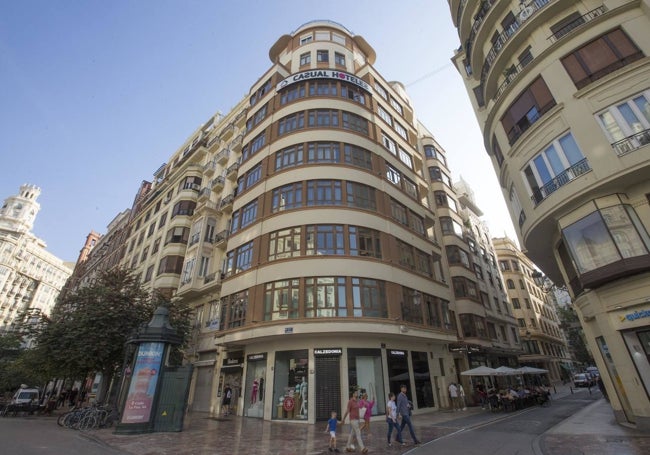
[299, 377, 308, 417]
[251, 379, 259, 404]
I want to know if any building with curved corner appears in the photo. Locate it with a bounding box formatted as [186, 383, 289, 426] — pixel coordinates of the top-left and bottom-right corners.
[448, 0, 650, 428]
[113, 20, 522, 423]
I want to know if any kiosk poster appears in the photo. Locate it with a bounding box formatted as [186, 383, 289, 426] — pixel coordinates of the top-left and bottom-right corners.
[121, 342, 164, 424]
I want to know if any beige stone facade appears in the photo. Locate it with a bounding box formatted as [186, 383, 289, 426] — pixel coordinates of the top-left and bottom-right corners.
[108, 20, 524, 422]
[449, 0, 650, 428]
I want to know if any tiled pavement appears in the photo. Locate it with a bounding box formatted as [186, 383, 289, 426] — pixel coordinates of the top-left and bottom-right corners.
[77, 385, 649, 455]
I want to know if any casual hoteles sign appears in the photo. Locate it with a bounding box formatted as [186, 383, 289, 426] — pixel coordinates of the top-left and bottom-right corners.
[276, 70, 372, 93]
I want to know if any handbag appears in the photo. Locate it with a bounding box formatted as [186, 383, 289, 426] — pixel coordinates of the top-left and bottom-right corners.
[359, 406, 367, 419]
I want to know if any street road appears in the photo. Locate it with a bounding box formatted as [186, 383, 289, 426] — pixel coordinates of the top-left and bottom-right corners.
[412, 394, 597, 455]
[0, 415, 126, 455]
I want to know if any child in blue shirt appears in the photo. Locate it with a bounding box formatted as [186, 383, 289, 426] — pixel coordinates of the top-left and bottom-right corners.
[326, 410, 341, 452]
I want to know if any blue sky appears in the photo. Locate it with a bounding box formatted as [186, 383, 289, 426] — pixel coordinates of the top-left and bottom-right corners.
[0, 0, 516, 262]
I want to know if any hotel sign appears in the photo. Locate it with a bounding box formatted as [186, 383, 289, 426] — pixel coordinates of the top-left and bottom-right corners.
[276, 70, 372, 93]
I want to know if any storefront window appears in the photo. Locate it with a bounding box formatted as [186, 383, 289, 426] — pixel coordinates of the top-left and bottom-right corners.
[273, 350, 308, 420]
[244, 353, 267, 418]
[387, 349, 409, 401]
[347, 348, 385, 417]
[411, 351, 434, 408]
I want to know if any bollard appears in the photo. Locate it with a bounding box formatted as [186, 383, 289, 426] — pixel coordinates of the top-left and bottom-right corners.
[553, 385, 556, 394]
[570, 386, 573, 394]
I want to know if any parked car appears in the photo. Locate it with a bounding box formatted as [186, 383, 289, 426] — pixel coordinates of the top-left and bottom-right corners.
[11, 385, 40, 405]
[573, 373, 595, 388]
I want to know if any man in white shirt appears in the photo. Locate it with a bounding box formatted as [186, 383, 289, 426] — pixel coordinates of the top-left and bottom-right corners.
[448, 382, 460, 411]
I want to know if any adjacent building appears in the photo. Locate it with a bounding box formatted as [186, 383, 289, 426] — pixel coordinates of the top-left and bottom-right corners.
[448, 0, 650, 428]
[91, 20, 524, 422]
[493, 236, 572, 382]
[0, 185, 73, 337]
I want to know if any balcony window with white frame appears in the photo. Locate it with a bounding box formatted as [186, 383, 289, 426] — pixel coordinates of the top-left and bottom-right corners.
[394, 121, 408, 140]
[398, 147, 413, 169]
[596, 90, 650, 154]
[523, 132, 588, 203]
[382, 132, 397, 155]
[299, 52, 311, 66]
[378, 105, 393, 126]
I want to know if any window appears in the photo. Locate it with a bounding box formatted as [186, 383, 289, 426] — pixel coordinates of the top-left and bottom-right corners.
[501, 76, 556, 144]
[152, 237, 161, 254]
[315, 30, 330, 41]
[374, 82, 388, 100]
[507, 279, 515, 289]
[180, 175, 202, 191]
[172, 200, 196, 217]
[299, 52, 311, 66]
[597, 90, 650, 153]
[459, 313, 486, 338]
[305, 277, 347, 318]
[144, 265, 154, 283]
[409, 211, 425, 235]
[561, 28, 643, 89]
[224, 290, 247, 329]
[403, 177, 417, 199]
[244, 163, 262, 190]
[278, 112, 305, 135]
[306, 225, 344, 255]
[332, 33, 345, 45]
[523, 132, 588, 203]
[165, 227, 189, 245]
[264, 279, 299, 320]
[275, 144, 304, 170]
[390, 97, 403, 115]
[346, 182, 376, 210]
[434, 191, 458, 212]
[158, 211, 168, 228]
[157, 255, 184, 275]
[199, 256, 209, 277]
[349, 226, 382, 258]
[440, 217, 464, 237]
[147, 223, 156, 238]
[382, 132, 397, 155]
[307, 180, 342, 206]
[352, 278, 387, 318]
[335, 52, 345, 66]
[386, 163, 401, 185]
[307, 142, 340, 163]
[341, 112, 369, 135]
[519, 279, 525, 289]
[140, 246, 149, 263]
[390, 199, 408, 226]
[243, 132, 266, 160]
[224, 241, 254, 276]
[453, 276, 479, 300]
[401, 288, 424, 324]
[398, 148, 413, 169]
[394, 122, 408, 140]
[309, 81, 337, 96]
[316, 50, 329, 63]
[269, 227, 302, 260]
[341, 84, 365, 104]
[446, 245, 471, 268]
[499, 260, 511, 271]
[308, 109, 339, 127]
[562, 203, 650, 275]
[272, 183, 303, 212]
[378, 106, 393, 126]
[280, 83, 306, 104]
[240, 200, 258, 229]
[343, 144, 372, 169]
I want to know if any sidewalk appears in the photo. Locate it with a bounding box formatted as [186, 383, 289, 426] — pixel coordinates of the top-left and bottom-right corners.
[83, 385, 647, 455]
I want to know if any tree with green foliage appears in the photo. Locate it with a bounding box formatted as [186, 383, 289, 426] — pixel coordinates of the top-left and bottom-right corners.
[556, 304, 593, 367]
[22, 267, 190, 401]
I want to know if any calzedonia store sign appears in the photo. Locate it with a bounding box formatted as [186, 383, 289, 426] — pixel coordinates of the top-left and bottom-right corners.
[276, 70, 372, 93]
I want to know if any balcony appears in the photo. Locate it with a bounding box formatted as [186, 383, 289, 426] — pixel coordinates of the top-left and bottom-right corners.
[204, 160, 217, 176]
[189, 232, 201, 247]
[612, 128, 650, 157]
[464, 0, 496, 70]
[213, 230, 229, 248]
[548, 7, 606, 44]
[531, 158, 591, 205]
[226, 162, 240, 180]
[215, 148, 230, 165]
[197, 187, 211, 201]
[480, 0, 551, 89]
[506, 100, 556, 145]
[219, 194, 234, 211]
[211, 175, 225, 190]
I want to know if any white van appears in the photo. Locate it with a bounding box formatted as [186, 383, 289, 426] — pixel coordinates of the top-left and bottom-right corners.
[11, 385, 40, 405]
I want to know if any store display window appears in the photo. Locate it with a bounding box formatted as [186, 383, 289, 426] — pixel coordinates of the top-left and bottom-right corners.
[347, 348, 385, 416]
[244, 353, 267, 418]
[273, 350, 308, 420]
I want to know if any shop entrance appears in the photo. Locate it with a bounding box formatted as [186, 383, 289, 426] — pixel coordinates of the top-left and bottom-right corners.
[315, 353, 341, 421]
[244, 353, 267, 418]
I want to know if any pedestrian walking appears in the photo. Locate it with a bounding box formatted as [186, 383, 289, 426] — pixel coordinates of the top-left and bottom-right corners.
[221, 383, 232, 416]
[325, 410, 341, 452]
[385, 392, 403, 447]
[448, 382, 460, 411]
[459, 383, 467, 410]
[341, 390, 368, 453]
[359, 392, 375, 434]
[396, 384, 420, 445]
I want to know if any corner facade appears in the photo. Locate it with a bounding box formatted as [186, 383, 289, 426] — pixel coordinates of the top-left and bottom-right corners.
[449, 0, 650, 428]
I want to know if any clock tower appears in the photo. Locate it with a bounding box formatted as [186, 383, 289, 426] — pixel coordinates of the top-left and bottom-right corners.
[0, 184, 41, 233]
